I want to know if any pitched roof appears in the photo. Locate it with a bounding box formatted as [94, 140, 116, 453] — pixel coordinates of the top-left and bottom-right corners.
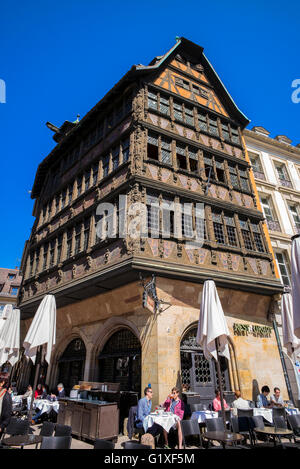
[31, 37, 249, 199]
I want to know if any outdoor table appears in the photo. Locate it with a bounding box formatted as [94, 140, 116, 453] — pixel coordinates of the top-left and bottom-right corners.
[2, 434, 43, 449]
[286, 408, 300, 416]
[143, 412, 181, 433]
[191, 410, 218, 423]
[12, 395, 23, 408]
[253, 427, 294, 446]
[203, 431, 244, 449]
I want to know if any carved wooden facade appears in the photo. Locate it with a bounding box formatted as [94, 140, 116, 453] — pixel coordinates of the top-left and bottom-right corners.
[19, 37, 282, 315]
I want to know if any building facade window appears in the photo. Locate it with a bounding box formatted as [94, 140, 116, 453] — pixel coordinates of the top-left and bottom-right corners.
[275, 252, 291, 286]
[287, 203, 300, 234]
[260, 196, 281, 232]
[249, 152, 265, 180]
[274, 162, 293, 188]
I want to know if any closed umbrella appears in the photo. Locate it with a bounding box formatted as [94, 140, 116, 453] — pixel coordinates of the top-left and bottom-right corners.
[196, 279, 231, 428]
[281, 291, 300, 357]
[23, 294, 56, 422]
[0, 304, 13, 333]
[0, 307, 20, 367]
[291, 235, 300, 338]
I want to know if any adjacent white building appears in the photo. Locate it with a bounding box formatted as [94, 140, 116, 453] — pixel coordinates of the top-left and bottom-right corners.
[245, 126, 300, 403]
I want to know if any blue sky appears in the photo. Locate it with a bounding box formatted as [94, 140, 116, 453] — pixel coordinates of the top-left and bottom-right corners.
[0, 0, 299, 269]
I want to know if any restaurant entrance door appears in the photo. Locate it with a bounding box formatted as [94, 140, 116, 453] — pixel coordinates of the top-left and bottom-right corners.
[180, 327, 230, 407]
[58, 338, 86, 395]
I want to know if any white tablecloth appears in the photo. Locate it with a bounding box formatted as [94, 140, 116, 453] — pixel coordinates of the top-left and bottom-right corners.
[191, 410, 218, 423]
[27, 398, 60, 415]
[253, 408, 273, 423]
[143, 412, 180, 433]
[12, 395, 23, 407]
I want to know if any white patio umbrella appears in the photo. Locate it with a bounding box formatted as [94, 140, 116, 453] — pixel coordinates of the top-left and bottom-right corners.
[291, 235, 300, 338]
[281, 291, 300, 357]
[23, 294, 56, 422]
[196, 279, 231, 428]
[23, 294, 56, 365]
[0, 304, 13, 333]
[0, 307, 20, 367]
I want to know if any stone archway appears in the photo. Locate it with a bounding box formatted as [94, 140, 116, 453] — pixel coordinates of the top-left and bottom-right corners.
[57, 338, 86, 395]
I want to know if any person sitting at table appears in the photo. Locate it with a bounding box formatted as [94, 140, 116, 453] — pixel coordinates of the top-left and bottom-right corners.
[56, 383, 66, 399]
[41, 384, 49, 399]
[0, 378, 12, 437]
[256, 385, 271, 408]
[21, 385, 33, 399]
[212, 389, 229, 412]
[231, 390, 250, 416]
[31, 391, 57, 424]
[35, 383, 43, 399]
[162, 387, 184, 449]
[270, 387, 285, 407]
[135, 387, 162, 448]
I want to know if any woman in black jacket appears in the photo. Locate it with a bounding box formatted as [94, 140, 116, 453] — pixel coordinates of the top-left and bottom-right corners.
[0, 378, 12, 435]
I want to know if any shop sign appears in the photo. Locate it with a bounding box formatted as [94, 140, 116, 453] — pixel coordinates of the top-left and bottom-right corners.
[233, 323, 272, 338]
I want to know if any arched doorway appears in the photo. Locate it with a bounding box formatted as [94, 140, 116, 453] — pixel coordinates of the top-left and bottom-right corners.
[98, 329, 141, 395]
[58, 338, 86, 395]
[180, 326, 231, 406]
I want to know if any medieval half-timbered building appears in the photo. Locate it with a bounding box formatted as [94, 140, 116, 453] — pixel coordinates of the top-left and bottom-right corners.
[17, 37, 287, 406]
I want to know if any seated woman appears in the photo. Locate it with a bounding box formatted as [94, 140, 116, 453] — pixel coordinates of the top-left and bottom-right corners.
[212, 389, 229, 412]
[34, 384, 43, 399]
[162, 387, 184, 449]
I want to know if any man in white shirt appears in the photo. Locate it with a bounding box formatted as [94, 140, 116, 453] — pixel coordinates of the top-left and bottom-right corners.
[232, 390, 250, 416]
[270, 387, 284, 407]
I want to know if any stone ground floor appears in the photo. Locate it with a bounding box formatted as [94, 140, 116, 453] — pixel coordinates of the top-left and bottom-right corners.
[16, 277, 293, 408]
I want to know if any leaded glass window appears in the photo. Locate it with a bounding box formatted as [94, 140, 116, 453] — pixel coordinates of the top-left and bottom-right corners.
[221, 123, 230, 141]
[122, 138, 130, 163]
[161, 137, 172, 165]
[240, 219, 253, 250]
[102, 154, 110, 177]
[147, 132, 159, 161]
[225, 215, 238, 246]
[148, 91, 158, 110]
[174, 101, 183, 121]
[185, 105, 194, 126]
[159, 95, 170, 115]
[212, 212, 225, 244]
[198, 112, 208, 132]
[208, 117, 219, 137]
[230, 126, 240, 145]
[228, 164, 239, 189]
[112, 146, 119, 171]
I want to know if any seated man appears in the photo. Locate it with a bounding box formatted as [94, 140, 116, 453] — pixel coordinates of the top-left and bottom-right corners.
[256, 385, 271, 408]
[135, 387, 162, 448]
[56, 383, 66, 399]
[270, 387, 284, 407]
[22, 385, 33, 399]
[232, 390, 250, 416]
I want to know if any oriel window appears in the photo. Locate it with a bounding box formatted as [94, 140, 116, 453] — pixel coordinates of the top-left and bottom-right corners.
[173, 101, 183, 121]
[102, 154, 110, 177]
[112, 146, 120, 171]
[176, 143, 187, 170]
[161, 137, 172, 165]
[122, 138, 130, 163]
[239, 219, 253, 250]
[159, 94, 170, 115]
[212, 212, 225, 244]
[147, 132, 159, 161]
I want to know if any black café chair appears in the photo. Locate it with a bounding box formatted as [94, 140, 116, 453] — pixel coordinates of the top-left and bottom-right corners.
[287, 414, 300, 442]
[40, 436, 72, 449]
[54, 424, 72, 437]
[231, 416, 253, 446]
[190, 403, 205, 413]
[2, 417, 30, 438]
[249, 415, 274, 448]
[40, 421, 55, 437]
[122, 441, 151, 449]
[94, 439, 115, 449]
[205, 417, 225, 432]
[272, 407, 286, 420]
[217, 410, 231, 428]
[127, 406, 144, 441]
[181, 419, 202, 448]
[237, 409, 253, 418]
